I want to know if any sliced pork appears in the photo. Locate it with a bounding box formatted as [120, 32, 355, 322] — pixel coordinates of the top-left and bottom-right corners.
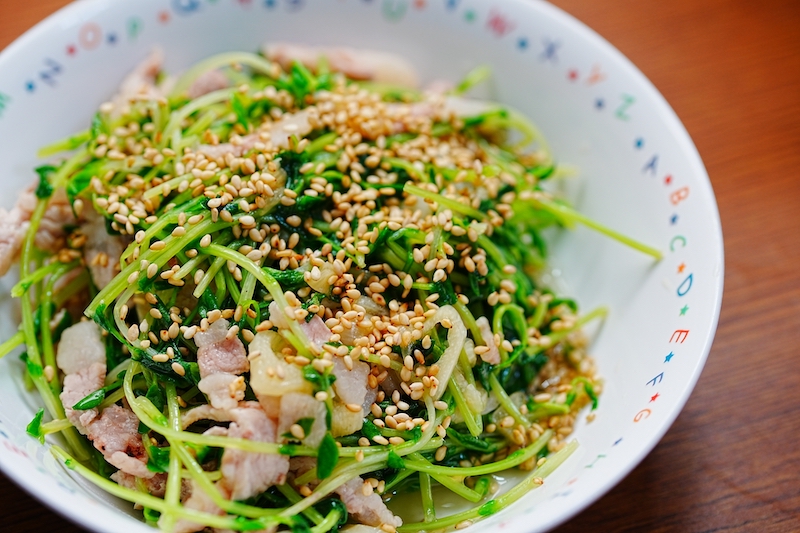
[0, 187, 76, 276]
[336, 476, 403, 529]
[194, 318, 249, 378]
[187, 69, 230, 99]
[57, 321, 107, 433]
[82, 207, 126, 289]
[263, 43, 419, 88]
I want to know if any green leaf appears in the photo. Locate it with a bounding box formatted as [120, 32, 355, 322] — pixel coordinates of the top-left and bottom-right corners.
[445, 427, 495, 452]
[361, 419, 381, 440]
[24, 354, 43, 378]
[281, 417, 316, 441]
[316, 433, 339, 480]
[231, 93, 250, 130]
[302, 365, 336, 393]
[34, 165, 56, 199]
[26, 408, 45, 443]
[66, 160, 104, 203]
[387, 450, 406, 470]
[146, 444, 171, 473]
[290, 516, 311, 533]
[478, 499, 499, 516]
[72, 388, 106, 410]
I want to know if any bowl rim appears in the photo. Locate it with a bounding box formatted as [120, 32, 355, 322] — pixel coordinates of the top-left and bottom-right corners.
[0, 0, 724, 532]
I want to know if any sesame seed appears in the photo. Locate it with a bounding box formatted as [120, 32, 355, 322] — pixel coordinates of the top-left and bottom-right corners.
[290, 424, 306, 440]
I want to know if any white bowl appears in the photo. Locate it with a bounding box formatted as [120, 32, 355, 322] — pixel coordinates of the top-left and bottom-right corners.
[0, 1, 723, 532]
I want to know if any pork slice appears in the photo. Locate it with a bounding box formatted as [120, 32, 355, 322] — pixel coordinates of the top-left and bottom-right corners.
[57, 321, 108, 434]
[196, 133, 259, 160]
[219, 408, 289, 501]
[14, 186, 76, 253]
[187, 69, 230, 99]
[56, 320, 106, 375]
[263, 43, 419, 88]
[194, 319, 248, 379]
[268, 109, 314, 151]
[336, 476, 402, 528]
[181, 401, 262, 429]
[88, 404, 153, 479]
[0, 186, 77, 276]
[60, 363, 106, 434]
[198, 373, 245, 410]
[83, 207, 126, 289]
[0, 207, 28, 276]
[110, 49, 165, 116]
[111, 471, 190, 500]
[169, 479, 225, 533]
[277, 392, 327, 448]
[331, 356, 370, 407]
[300, 315, 333, 352]
[287, 457, 400, 528]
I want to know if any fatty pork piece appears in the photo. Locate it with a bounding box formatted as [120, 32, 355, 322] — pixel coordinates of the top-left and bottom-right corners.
[57, 321, 153, 478]
[109, 48, 167, 117]
[57, 320, 107, 433]
[263, 42, 420, 88]
[196, 107, 314, 160]
[193, 318, 249, 409]
[290, 458, 402, 529]
[0, 187, 76, 276]
[82, 206, 126, 290]
[181, 403, 290, 501]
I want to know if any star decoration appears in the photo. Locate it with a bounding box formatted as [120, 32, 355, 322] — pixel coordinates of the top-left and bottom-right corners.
[664, 351, 674, 362]
[595, 98, 605, 109]
[66, 44, 77, 56]
[25, 81, 35, 92]
[158, 10, 170, 23]
[664, 174, 672, 185]
[517, 38, 528, 50]
[680, 305, 689, 316]
[670, 214, 679, 225]
[650, 393, 660, 402]
[678, 263, 686, 273]
[634, 137, 644, 149]
[567, 69, 578, 81]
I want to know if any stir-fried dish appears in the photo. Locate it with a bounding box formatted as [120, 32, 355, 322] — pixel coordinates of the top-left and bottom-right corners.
[0, 43, 660, 533]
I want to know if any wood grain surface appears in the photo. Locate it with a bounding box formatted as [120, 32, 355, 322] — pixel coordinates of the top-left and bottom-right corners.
[1, 0, 799, 532]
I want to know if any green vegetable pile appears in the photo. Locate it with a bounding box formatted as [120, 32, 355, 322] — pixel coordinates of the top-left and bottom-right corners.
[0, 49, 659, 533]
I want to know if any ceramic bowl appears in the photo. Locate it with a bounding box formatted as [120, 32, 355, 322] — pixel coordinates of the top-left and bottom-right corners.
[0, 0, 723, 532]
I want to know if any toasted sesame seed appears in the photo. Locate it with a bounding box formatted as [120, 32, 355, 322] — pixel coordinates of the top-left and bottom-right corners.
[290, 424, 306, 440]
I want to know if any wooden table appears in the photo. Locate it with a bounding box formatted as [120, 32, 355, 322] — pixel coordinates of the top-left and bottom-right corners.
[1, 0, 799, 531]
